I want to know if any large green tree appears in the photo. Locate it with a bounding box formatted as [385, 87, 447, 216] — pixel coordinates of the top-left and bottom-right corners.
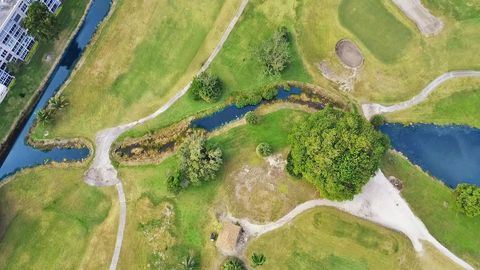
[189, 72, 223, 102]
[255, 27, 291, 75]
[288, 106, 389, 200]
[22, 2, 59, 41]
[179, 132, 223, 185]
[455, 183, 480, 217]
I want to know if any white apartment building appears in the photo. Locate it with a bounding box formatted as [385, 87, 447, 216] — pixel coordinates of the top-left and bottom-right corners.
[0, 0, 61, 104]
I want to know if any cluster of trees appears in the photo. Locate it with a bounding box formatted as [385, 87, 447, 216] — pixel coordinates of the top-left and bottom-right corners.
[189, 72, 223, 102]
[287, 106, 389, 200]
[234, 85, 278, 108]
[255, 27, 291, 76]
[22, 2, 60, 41]
[455, 183, 480, 217]
[36, 94, 69, 125]
[167, 132, 223, 194]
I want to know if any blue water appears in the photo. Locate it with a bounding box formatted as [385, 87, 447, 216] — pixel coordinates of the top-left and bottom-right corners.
[381, 123, 480, 187]
[0, 0, 112, 179]
[191, 87, 301, 131]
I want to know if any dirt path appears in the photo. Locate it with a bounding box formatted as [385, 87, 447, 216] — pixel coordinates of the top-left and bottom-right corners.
[392, 0, 443, 36]
[362, 71, 480, 119]
[82, 1, 250, 269]
[228, 171, 474, 270]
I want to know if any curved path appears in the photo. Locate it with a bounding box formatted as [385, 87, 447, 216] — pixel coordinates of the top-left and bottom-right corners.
[228, 171, 474, 270]
[82, 1, 250, 269]
[362, 71, 480, 119]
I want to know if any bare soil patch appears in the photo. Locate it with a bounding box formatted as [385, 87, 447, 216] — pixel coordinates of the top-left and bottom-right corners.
[335, 39, 363, 68]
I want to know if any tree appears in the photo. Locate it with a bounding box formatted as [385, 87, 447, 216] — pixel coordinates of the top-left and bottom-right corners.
[180, 254, 197, 270]
[222, 257, 245, 270]
[250, 253, 266, 267]
[370, 114, 385, 129]
[179, 132, 223, 185]
[455, 183, 480, 217]
[255, 28, 291, 75]
[167, 170, 182, 194]
[256, 142, 272, 157]
[288, 106, 389, 200]
[245, 111, 259, 125]
[189, 72, 223, 102]
[36, 108, 53, 125]
[48, 94, 69, 110]
[22, 2, 59, 41]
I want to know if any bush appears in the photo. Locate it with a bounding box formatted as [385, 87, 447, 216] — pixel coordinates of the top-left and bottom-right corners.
[235, 92, 262, 108]
[370, 114, 386, 129]
[256, 142, 273, 157]
[260, 86, 278, 100]
[222, 257, 245, 270]
[189, 72, 223, 102]
[245, 111, 259, 125]
[255, 27, 291, 75]
[167, 170, 182, 194]
[179, 132, 223, 185]
[455, 183, 480, 217]
[288, 106, 389, 200]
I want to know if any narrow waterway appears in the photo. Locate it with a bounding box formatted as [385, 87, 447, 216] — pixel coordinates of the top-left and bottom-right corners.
[381, 123, 480, 187]
[0, 0, 112, 179]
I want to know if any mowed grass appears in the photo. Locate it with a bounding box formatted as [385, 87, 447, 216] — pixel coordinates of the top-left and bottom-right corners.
[423, 0, 480, 21]
[295, 0, 480, 103]
[0, 0, 89, 144]
[386, 77, 480, 127]
[246, 207, 462, 270]
[39, 0, 243, 141]
[0, 166, 114, 270]
[338, 0, 413, 63]
[381, 151, 480, 268]
[121, 0, 312, 140]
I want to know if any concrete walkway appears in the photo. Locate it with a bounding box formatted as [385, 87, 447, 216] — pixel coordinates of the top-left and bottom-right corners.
[362, 71, 480, 119]
[82, 1, 250, 269]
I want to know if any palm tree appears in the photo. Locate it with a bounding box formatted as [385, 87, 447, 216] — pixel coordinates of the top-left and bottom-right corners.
[251, 253, 266, 267]
[48, 94, 69, 110]
[36, 108, 53, 125]
[222, 257, 245, 270]
[180, 254, 196, 270]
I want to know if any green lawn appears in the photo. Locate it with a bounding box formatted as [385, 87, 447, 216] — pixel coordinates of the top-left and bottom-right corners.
[0, 0, 89, 144]
[338, 0, 413, 63]
[0, 167, 114, 270]
[423, 0, 480, 21]
[247, 207, 461, 270]
[381, 151, 480, 268]
[386, 78, 480, 127]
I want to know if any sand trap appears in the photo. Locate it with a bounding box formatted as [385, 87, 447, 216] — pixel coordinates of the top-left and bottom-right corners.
[335, 39, 364, 68]
[392, 0, 443, 36]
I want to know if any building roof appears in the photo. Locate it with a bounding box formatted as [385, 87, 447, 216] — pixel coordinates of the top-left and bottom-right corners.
[216, 222, 241, 254]
[0, 0, 18, 28]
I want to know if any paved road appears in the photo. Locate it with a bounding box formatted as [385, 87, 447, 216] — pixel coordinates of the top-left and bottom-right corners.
[362, 71, 480, 119]
[82, 1, 250, 269]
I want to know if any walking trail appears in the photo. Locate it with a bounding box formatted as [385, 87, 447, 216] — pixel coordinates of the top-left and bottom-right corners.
[362, 71, 480, 119]
[81, 1, 250, 270]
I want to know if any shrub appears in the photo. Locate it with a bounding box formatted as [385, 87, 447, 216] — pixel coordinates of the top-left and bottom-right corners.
[189, 72, 223, 102]
[179, 132, 223, 185]
[167, 170, 182, 194]
[256, 142, 273, 157]
[235, 92, 262, 108]
[288, 106, 389, 200]
[245, 111, 259, 125]
[250, 253, 266, 267]
[260, 86, 278, 100]
[255, 27, 291, 75]
[370, 114, 386, 129]
[222, 257, 245, 270]
[455, 183, 480, 217]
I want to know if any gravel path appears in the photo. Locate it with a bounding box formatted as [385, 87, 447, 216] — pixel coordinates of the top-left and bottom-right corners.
[82, 1, 250, 269]
[228, 171, 474, 270]
[362, 71, 480, 119]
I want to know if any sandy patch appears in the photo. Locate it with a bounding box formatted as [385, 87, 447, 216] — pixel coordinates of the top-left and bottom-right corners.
[336, 39, 364, 68]
[392, 0, 443, 37]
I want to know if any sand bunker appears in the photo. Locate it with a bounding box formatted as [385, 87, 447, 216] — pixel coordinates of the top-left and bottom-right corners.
[392, 0, 443, 36]
[335, 39, 364, 68]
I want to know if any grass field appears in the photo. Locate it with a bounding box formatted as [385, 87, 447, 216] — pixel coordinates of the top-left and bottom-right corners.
[0, 166, 115, 270]
[423, 0, 480, 21]
[386, 77, 480, 127]
[246, 207, 462, 270]
[295, 0, 480, 104]
[338, 0, 413, 63]
[381, 151, 480, 268]
[0, 0, 89, 144]
[36, 0, 244, 142]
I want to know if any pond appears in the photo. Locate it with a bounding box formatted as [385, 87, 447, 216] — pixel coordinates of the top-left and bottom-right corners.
[190, 87, 302, 131]
[0, 0, 112, 179]
[381, 123, 480, 187]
